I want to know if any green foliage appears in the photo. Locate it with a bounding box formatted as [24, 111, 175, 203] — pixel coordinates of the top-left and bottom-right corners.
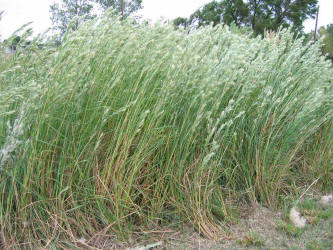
[95, 0, 143, 14]
[276, 220, 304, 237]
[237, 231, 266, 247]
[319, 24, 333, 61]
[50, 0, 143, 40]
[0, 12, 332, 247]
[277, 198, 333, 240]
[190, 1, 225, 27]
[300, 198, 333, 223]
[306, 240, 333, 250]
[255, 0, 318, 33]
[175, 0, 318, 35]
[50, 0, 95, 39]
[173, 17, 189, 29]
[3, 26, 34, 52]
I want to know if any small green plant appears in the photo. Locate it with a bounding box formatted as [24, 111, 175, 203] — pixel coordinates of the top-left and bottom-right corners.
[300, 198, 333, 225]
[237, 231, 266, 247]
[319, 208, 333, 220]
[306, 240, 332, 250]
[276, 220, 304, 237]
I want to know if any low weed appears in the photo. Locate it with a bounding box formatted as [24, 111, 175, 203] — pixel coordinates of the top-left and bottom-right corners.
[237, 231, 266, 247]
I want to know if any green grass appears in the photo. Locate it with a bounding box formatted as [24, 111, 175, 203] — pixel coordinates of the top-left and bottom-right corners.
[0, 12, 332, 248]
[276, 219, 305, 237]
[237, 231, 266, 247]
[276, 198, 333, 240]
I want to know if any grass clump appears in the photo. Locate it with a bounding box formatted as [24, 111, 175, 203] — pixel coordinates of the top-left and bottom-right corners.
[237, 231, 266, 247]
[276, 219, 305, 237]
[0, 12, 332, 247]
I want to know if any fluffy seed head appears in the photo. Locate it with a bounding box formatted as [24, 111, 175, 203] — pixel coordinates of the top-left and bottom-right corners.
[289, 207, 306, 228]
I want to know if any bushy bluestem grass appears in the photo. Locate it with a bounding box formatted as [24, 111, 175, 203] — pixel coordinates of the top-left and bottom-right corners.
[0, 12, 332, 247]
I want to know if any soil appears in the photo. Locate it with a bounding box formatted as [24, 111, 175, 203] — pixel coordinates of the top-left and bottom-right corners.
[163, 204, 332, 250]
[125, 194, 333, 250]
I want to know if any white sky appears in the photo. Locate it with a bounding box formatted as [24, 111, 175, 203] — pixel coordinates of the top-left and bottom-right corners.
[0, 0, 332, 40]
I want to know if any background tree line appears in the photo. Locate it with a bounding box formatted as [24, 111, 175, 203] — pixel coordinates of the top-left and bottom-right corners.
[49, 0, 142, 39]
[1, 0, 332, 61]
[1, 1, 142, 51]
[174, 0, 318, 34]
[173, 0, 332, 61]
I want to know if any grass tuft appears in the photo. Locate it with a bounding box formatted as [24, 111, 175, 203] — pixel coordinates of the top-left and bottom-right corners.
[0, 12, 333, 247]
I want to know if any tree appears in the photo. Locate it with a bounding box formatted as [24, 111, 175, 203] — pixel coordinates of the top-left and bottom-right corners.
[93, 0, 142, 16]
[173, 17, 189, 29]
[50, 0, 143, 40]
[177, 1, 250, 30]
[319, 24, 333, 61]
[221, 0, 249, 27]
[174, 0, 318, 35]
[50, 0, 95, 39]
[188, 1, 224, 27]
[8, 35, 21, 53]
[249, 0, 318, 33]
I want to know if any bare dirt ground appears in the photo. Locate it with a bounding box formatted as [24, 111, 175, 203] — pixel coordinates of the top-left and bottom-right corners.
[163, 204, 332, 250]
[124, 194, 333, 250]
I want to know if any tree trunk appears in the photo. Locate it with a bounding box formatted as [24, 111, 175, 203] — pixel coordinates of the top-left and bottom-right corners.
[314, 7, 319, 40]
[121, 0, 124, 17]
[252, 0, 257, 30]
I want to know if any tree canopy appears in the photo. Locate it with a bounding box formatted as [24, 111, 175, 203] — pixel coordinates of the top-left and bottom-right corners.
[50, 0, 95, 38]
[95, 0, 142, 15]
[174, 0, 318, 35]
[50, 0, 143, 39]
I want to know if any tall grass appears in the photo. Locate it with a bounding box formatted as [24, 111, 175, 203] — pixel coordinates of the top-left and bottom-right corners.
[0, 12, 332, 247]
